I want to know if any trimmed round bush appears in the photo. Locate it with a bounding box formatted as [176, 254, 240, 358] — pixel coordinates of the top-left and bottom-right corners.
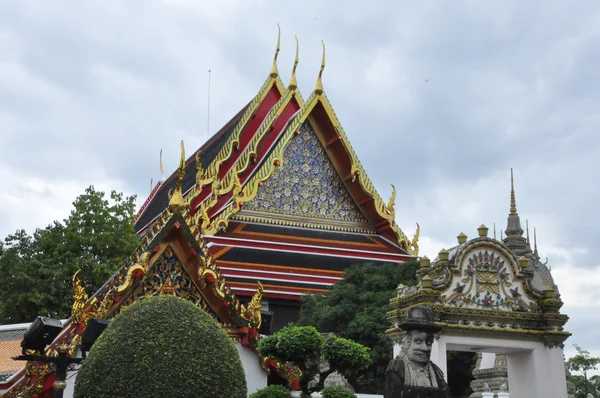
[249, 385, 292, 398]
[73, 295, 247, 398]
[321, 386, 357, 398]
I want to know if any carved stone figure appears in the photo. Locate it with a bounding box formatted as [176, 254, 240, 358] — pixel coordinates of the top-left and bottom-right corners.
[384, 306, 450, 398]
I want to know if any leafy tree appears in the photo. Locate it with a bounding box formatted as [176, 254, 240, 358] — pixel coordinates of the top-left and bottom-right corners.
[257, 325, 371, 397]
[567, 344, 600, 398]
[0, 186, 139, 324]
[298, 261, 420, 393]
[74, 295, 247, 398]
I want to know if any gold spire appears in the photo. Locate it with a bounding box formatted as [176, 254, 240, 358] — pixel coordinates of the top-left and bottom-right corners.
[510, 168, 517, 214]
[493, 223, 497, 240]
[526, 219, 530, 243]
[150, 178, 153, 194]
[288, 36, 299, 89]
[315, 40, 326, 95]
[270, 24, 281, 78]
[159, 149, 165, 182]
[534, 227, 539, 254]
[168, 141, 186, 214]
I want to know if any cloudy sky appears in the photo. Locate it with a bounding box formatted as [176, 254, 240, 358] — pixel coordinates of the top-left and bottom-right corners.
[1, 0, 599, 364]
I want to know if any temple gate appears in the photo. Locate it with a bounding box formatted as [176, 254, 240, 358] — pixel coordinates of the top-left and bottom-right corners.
[387, 170, 573, 398]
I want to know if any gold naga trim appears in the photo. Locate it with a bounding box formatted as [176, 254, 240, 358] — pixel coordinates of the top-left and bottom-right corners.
[196, 91, 321, 236]
[71, 270, 88, 324]
[247, 281, 264, 328]
[190, 40, 306, 217]
[185, 27, 296, 207]
[234, 87, 297, 175]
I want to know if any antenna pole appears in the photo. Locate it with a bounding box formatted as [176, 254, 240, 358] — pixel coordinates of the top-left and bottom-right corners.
[207, 69, 211, 140]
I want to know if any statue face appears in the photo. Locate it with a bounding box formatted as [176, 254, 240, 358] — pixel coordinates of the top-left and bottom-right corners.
[406, 331, 434, 365]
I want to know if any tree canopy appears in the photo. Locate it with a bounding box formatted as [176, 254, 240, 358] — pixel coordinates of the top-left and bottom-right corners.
[258, 325, 370, 397]
[298, 261, 419, 393]
[567, 344, 600, 398]
[74, 295, 247, 398]
[0, 186, 139, 324]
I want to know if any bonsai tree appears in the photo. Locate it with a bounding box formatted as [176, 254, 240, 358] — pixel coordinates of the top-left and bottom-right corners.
[258, 325, 370, 397]
[74, 295, 247, 398]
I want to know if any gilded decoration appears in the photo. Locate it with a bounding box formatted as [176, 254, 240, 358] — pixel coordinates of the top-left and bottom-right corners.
[243, 121, 369, 224]
[119, 246, 218, 320]
[440, 249, 538, 312]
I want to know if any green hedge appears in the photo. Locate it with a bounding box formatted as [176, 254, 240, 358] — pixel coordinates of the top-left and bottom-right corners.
[73, 295, 247, 398]
[249, 385, 292, 398]
[321, 386, 357, 398]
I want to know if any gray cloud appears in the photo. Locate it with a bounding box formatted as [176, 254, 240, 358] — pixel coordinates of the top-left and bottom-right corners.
[1, 0, 599, 360]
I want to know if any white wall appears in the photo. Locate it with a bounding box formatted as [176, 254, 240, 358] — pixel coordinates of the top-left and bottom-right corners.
[235, 341, 268, 395]
[434, 334, 567, 398]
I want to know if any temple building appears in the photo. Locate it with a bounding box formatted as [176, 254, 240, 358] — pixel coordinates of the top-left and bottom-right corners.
[133, 32, 418, 332]
[0, 32, 417, 397]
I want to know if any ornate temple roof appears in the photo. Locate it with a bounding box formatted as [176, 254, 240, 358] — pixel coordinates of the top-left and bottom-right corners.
[131, 29, 418, 300]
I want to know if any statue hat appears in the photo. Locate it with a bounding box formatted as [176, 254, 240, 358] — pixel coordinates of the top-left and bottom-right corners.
[399, 306, 441, 332]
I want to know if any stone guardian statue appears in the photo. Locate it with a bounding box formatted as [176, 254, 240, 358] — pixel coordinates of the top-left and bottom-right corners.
[384, 306, 450, 398]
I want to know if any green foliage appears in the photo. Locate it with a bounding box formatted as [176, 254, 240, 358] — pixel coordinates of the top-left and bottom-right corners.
[323, 335, 371, 374]
[73, 295, 247, 398]
[0, 186, 139, 323]
[320, 386, 357, 398]
[249, 385, 292, 398]
[567, 344, 600, 398]
[298, 261, 420, 393]
[257, 325, 371, 396]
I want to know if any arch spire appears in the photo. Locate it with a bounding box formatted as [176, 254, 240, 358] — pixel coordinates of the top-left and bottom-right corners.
[510, 168, 517, 214]
[288, 36, 299, 89]
[269, 24, 281, 78]
[315, 40, 326, 94]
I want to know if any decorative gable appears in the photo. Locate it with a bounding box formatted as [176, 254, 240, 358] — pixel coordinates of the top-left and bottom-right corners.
[119, 245, 221, 322]
[242, 121, 370, 227]
[439, 247, 538, 312]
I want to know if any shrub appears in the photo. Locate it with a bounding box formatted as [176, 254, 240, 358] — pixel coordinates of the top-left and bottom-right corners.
[321, 386, 357, 398]
[249, 385, 292, 398]
[73, 295, 247, 398]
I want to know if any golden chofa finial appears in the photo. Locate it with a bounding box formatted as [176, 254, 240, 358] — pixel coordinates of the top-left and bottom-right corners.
[387, 184, 396, 218]
[159, 149, 165, 182]
[510, 168, 517, 214]
[315, 40, 326, 95]
[288, 35, 299, 89]
[168, 141, 186, 214]
[269, 23, 281, 78]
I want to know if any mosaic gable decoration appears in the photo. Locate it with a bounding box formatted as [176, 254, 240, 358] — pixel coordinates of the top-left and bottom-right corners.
[243, 121, 370, 227]
[440, 248, 538, 312]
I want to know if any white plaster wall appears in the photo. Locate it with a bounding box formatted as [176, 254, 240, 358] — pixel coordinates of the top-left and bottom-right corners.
[479, 352, 496, 369]
[235, 341, 268, 395]
[433, 334, 567, 398]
